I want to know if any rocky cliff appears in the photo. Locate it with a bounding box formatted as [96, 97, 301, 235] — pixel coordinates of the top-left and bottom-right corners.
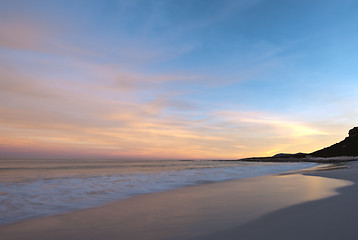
[310, 126, 358, 157]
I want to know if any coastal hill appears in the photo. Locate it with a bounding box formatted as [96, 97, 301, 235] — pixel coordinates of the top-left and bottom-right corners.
[311, 126, 358, 157]
[240, 126, 358, 163]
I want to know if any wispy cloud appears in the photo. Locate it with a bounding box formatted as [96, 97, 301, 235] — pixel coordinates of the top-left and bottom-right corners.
[1, 47, 352, 159]
[1, 0, 357, 159]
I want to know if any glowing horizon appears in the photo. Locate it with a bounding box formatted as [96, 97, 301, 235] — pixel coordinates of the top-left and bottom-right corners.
[1, 0, 358, 160]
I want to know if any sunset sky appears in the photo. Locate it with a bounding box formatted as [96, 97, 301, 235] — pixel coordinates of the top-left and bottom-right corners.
[1, 0, 358, 159]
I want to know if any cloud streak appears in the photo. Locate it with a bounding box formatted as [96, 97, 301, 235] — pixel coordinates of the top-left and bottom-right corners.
[1, 0, 358, 159]
[0, 61, 335, 159]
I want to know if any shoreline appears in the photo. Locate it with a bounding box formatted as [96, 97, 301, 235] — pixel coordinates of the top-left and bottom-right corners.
[0, 162, 354, 240]
[0, 161, 316, 226]
[202, 161, 358, 240]
[237, 156, 358, 163]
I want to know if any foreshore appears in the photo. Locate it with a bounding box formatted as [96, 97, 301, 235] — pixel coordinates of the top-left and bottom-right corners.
[1, 162, 357, 240]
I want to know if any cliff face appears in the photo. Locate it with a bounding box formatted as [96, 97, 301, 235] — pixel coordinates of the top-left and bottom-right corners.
[311, 126, 358, 157]
[348, 127, 358, 137]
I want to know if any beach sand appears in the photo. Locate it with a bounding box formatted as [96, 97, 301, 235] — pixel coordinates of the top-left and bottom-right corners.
[0, 163, 357, 240]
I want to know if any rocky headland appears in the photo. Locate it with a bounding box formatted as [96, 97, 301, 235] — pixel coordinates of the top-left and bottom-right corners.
[240, 126, 358, 163]
[310, 126, 358, 157]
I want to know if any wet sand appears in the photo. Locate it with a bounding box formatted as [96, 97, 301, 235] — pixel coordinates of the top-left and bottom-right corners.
[0, 163, 356, 240]
[203, 162, 358, 240]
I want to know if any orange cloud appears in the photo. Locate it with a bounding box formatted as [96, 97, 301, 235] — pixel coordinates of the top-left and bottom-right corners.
[0, 57, 350, 159]
[1, 14, 354, 160]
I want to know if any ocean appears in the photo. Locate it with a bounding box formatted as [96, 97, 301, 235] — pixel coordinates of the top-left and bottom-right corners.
[0, 159, 316, 226]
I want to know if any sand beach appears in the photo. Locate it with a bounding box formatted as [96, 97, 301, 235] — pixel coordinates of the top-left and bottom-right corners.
[1, 162, 357, 240]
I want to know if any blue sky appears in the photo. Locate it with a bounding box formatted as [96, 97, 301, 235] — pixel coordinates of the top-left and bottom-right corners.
[1, 0, 358, 159]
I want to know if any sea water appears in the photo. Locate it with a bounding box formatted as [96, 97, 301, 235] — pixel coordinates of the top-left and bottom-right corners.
[0, 159, 316, 226]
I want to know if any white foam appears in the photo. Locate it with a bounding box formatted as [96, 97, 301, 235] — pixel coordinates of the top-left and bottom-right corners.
[0, 161, 316, 225]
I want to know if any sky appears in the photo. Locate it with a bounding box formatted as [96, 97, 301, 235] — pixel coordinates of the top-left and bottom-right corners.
[1, 0, 358, 160]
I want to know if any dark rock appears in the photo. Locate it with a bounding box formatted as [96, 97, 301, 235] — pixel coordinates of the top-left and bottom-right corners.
[310, 126, 358, 157]
[273, 153, 307, 158]
[349, 127, 358, 137]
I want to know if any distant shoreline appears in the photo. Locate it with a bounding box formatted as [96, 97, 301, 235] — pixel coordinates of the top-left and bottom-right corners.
[214, 156, 358, 164]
